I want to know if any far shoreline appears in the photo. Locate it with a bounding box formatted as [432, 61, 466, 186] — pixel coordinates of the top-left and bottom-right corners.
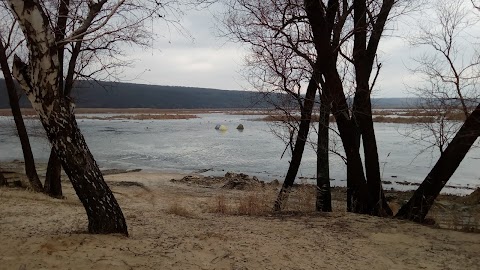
[1, 160, 477, 196]
[0, 107, 468, 124]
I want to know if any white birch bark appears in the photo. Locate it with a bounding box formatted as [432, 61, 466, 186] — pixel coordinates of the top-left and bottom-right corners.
[7, 0, 128, 235]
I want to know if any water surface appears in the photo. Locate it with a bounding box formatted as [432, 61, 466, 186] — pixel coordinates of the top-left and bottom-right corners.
[1, 113, 478, 194]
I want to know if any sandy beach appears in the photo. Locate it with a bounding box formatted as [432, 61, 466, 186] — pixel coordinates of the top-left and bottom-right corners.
[1, 163, 479, 270]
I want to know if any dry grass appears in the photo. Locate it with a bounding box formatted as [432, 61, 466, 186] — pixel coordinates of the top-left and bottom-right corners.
[255, 109, 468, 124]
[257, 115, 336, 123]
[0, 108, 468, 123]
[0, 108, 232, 117]
[237, 192, 270, 216]
[75, 108, 214, 114]
[211, 194, 229, 214]
[227, 110, 272, 115]
[285, 185, 317, 213]
[210, 185, 320, 216]
[427, 203, 480, 233]
[83, 114, 198, 120]
[397, 110, 466, 120]
[372, 116, 435, 124]
[210, 189, 275, 216]
[372, 113, 466, 123]
[374, 109, 467, 120]
[0, 109, 38, 117]
[207, 184, 480, 233]
[166, 200, 195, 218]
[444, 111, 468, 121]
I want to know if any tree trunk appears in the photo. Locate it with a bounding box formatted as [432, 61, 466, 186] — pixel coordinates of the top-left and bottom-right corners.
[0, 39, 43, 192]
[0, 171, 6, 186]
[9, 0, 128, 235]
[352, 93, 392, 216]
[396, 103, 480, 222]
[316, 92, 331, 212]
[44, 149, 63, 198]
[304, 0, 369, 213]
[339, 121, 369, 214]
[13, 64, 128, 235]
[351, 0, 394, 216]
[274, 72, 319, 211]
[45, 100, 128, 234]
[324, 69, 369, 214]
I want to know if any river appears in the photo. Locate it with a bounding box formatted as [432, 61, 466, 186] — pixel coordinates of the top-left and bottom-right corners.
[0, 113, 478, 194]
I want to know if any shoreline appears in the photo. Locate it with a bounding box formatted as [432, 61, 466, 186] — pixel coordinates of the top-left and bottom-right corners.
[1, 159, 477, 196]
[0, 163, 479, 269]
[1, 160, 479, 230]
[0, 107, 469, 123]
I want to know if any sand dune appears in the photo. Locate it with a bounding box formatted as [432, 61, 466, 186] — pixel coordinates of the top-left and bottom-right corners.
[0, 171, 479, 270]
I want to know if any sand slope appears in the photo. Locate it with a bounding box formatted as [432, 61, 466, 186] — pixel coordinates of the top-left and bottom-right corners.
[1, 172, 479, 270]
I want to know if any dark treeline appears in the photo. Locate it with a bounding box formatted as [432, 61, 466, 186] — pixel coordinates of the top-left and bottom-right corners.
[0, 79, 416, 109]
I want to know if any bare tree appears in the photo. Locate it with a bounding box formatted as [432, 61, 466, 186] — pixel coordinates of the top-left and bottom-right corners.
[396, 0, 480, 222]
[4, 0, 188, 234]
[7, 0, 161, 233]
[0, 9, 43, 192]
[222, 0, 322, 210]
[223, 0, 402, 215]
[396, 103, 480, 221]
[222, 0, 340, 211]
[316, 91, 331, 211]
[406, 0, 479, 154]
[225, 0, 480, 222]
[41, 0, 174, 197]
[300, 0, 400, 215]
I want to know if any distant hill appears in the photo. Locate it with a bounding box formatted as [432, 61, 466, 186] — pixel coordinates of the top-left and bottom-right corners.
[371, 98, 419, 109]
[0, 79, 416, 109]
[0, 80, 271, 109]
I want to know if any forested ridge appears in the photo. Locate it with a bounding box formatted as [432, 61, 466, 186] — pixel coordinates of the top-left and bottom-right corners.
[0, 79, 414, 109]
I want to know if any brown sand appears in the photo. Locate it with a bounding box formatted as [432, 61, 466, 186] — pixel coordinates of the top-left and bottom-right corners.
[1, 171, 479, 270]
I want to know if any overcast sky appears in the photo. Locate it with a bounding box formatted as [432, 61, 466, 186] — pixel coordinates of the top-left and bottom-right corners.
[120, 2, 479, 98]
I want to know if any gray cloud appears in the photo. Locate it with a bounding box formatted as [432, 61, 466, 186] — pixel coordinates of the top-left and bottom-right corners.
[120, 3, 479, 98]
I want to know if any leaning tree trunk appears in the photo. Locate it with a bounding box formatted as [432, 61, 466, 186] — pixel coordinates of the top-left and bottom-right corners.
[323, 68, 369, 214]
[0, 39, 43, 192]
[336, 117, 369, 214]
[316, 92, 331, 212]
[0, 171, 6, 186]
[396, 103, 480, 222]
[9, 0, 128, 235]
[352, 93, 392, 216]
[274, 71, 319, 211]
[14, 83, 128, 234]
[43, 0, 73, 199]
[467, 188, 480, 205]
[304, 0, 368, 213]
[44, 150, 63, 198]
[44, 101, 128, 234]
[351, 0, 394, 217]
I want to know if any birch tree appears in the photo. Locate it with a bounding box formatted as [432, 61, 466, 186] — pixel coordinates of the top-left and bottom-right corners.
[3, 0, 195, 232]
[41, 0, 173, 197]
[0, 10, 43, 192]
[4, 0, 134, 235]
